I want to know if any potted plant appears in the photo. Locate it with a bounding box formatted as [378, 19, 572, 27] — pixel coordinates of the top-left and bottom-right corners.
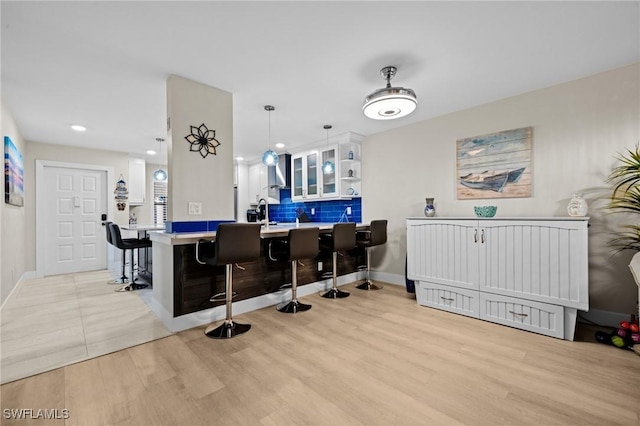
[607, 144, 640, 347]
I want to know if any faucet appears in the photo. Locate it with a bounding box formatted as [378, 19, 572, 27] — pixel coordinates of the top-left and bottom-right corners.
[258, 197, 270, 229]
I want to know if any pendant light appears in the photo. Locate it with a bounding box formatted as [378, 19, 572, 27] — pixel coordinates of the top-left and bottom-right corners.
[321, 124, 334, 174]
[261, 105, 279, 166]
[153, 138, 168, 181]
[363, 66, 417, 120]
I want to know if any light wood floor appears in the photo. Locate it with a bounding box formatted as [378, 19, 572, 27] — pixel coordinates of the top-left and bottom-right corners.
[1, 283, 639, 426]
[0, 270, 172, 384]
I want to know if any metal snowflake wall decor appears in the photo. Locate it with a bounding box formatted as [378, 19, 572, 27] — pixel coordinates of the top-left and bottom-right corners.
[185, 123, 221, 158]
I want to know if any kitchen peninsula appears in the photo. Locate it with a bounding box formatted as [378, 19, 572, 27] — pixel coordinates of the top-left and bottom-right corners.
[148, 222, 367, 332]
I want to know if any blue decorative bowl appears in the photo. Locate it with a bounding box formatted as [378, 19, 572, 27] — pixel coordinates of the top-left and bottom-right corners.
[474, 206, 497, 217]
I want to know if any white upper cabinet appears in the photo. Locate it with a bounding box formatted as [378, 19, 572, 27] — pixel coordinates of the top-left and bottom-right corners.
[291, 132, 362, 202]
[128, 158, 146, 205]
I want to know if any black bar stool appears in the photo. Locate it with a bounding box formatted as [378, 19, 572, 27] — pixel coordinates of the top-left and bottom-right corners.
[108, 223, 152, 292]
[104, 221, 121, 284]
[356, 219, 388, 290]
[277, 227, 319, 313]
[321, 222, 356, 299]
[196, 223, 261, 339]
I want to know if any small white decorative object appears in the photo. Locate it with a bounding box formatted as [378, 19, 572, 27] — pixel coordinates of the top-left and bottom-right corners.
[567, 193, 588, 217]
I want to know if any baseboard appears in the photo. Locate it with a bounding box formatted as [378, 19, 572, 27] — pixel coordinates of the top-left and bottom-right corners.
[370, 271, 406, 287]
[0, 270, 36, 311]
[578, 308, 632, 328]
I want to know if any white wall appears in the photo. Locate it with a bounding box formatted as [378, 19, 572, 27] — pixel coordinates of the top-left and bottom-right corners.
[166, 75, 234, 223]
[362, 63, 640, 314]
[1, 101, 27, 306]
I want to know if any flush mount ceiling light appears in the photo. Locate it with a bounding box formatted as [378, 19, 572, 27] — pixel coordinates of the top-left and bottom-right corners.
[363, 66, 417, 120]
[153, 138, 168, 181]
[321, 124, 334, 174]
[261, 105, 279, 166]
[71, 124, 86, 132]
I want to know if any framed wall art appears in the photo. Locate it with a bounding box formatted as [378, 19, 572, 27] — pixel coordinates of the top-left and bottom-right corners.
[456, 127, 532, 200]
[4, 136, 24, 207]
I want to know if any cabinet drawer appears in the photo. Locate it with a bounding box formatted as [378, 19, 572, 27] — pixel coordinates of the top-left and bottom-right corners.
[416, 281, 479, 318]
[479, 292, 564, 339]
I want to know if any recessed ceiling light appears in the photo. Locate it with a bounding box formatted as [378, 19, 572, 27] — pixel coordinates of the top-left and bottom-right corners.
[275, 142, 285, 149]
[146, 150, 157, 155]
[70, 124, 86, 132]
[235, 156, 244, 161]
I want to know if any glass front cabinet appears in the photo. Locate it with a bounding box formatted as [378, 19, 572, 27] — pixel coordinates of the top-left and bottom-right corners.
[292, 146, 338, 201]
[291, 132, 362, 202]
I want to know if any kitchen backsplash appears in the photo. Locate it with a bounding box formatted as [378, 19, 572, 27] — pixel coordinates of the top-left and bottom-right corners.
[268, 189, 362, 223]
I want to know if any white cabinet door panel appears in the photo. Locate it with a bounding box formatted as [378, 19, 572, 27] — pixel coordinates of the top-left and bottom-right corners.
[407, 220, 478, 290]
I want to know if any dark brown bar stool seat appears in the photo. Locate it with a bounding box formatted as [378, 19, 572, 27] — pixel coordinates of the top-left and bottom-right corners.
[356, 219, 388, 290]
[320, 222, 356, 299]
[108, 223, 152, 291]
[196, 223, 261, 339]
[277, 227, 319, 313]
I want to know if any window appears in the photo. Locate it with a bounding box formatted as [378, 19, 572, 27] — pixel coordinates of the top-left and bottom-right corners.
[153, 180, 167, 226]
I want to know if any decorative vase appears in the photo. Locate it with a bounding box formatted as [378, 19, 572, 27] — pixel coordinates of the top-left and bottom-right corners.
[567, 193, 588, 217]
[424, 197, 436, 217]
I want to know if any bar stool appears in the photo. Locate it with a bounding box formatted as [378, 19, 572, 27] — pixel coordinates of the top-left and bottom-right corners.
[356, 220, 388, 290]
[277, 227, 319, 313]
[195, 223, 261, 339]
[321, 222, 356, 299]
[108, 223, 152, 292]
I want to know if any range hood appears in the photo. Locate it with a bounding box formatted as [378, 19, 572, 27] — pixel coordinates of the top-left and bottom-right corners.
[267, 153, 291, 189]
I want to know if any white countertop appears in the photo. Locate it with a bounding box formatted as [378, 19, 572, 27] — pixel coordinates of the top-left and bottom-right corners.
[407, 216, 589, 221]
[149, 222, 367, 245]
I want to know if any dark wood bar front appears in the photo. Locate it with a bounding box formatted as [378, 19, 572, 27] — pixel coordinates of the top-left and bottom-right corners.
[172, 239, 365, 316]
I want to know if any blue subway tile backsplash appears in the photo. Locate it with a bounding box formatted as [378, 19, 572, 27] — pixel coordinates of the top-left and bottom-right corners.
[268, 189, 362, 223]
[166, 219, 235, 233]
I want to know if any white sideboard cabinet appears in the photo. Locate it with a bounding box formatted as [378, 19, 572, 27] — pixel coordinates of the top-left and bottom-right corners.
[407, 218, 589, 340]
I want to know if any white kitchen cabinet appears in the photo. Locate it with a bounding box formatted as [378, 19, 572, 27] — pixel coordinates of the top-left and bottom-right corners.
[292, 146, 337, 201]
[248, 163, 279, 205]
[407, 217, 589, 340]
[128, 158, 146, 205]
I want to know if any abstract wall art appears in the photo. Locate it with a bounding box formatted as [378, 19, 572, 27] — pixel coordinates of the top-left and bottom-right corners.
[4, 136, 24, 207]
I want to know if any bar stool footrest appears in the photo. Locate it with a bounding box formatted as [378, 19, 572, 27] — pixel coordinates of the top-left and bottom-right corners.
[210, 291, 238, 302]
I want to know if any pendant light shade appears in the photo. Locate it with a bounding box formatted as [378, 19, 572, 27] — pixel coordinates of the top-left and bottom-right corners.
[153, 138, 168, 181]
[261, 105, 279, 166]
[321, 124, 334, 174]
[363, 66, 417, 120]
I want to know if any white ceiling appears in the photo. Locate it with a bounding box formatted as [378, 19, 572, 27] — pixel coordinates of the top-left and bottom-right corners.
[2, 1, 639, 164]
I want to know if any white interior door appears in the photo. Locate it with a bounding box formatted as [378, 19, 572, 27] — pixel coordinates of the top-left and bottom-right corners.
[43, 166, 107, 275]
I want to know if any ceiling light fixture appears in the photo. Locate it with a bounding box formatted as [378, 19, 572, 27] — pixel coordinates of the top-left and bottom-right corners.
[153, 138, 168, 181]
[261, 105, 279, 166]
[321, 124, 334, 174]
[363, 66, 417, 120]
[71, 124, 86, 132]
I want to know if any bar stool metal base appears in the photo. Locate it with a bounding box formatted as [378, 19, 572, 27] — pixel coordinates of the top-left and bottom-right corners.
[356, 279, 383, 290]
[321, 288, 350, 299]
[277, 300, 312, 313]
[115, 282, 149, 292]
[204, 320, 251, 339]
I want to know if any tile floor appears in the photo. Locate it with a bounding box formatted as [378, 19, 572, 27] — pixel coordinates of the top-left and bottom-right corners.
[0, 270, 172, 384]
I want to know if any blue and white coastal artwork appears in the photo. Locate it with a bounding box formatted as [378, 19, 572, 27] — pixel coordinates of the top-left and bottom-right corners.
[456, 127, 532, 200]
